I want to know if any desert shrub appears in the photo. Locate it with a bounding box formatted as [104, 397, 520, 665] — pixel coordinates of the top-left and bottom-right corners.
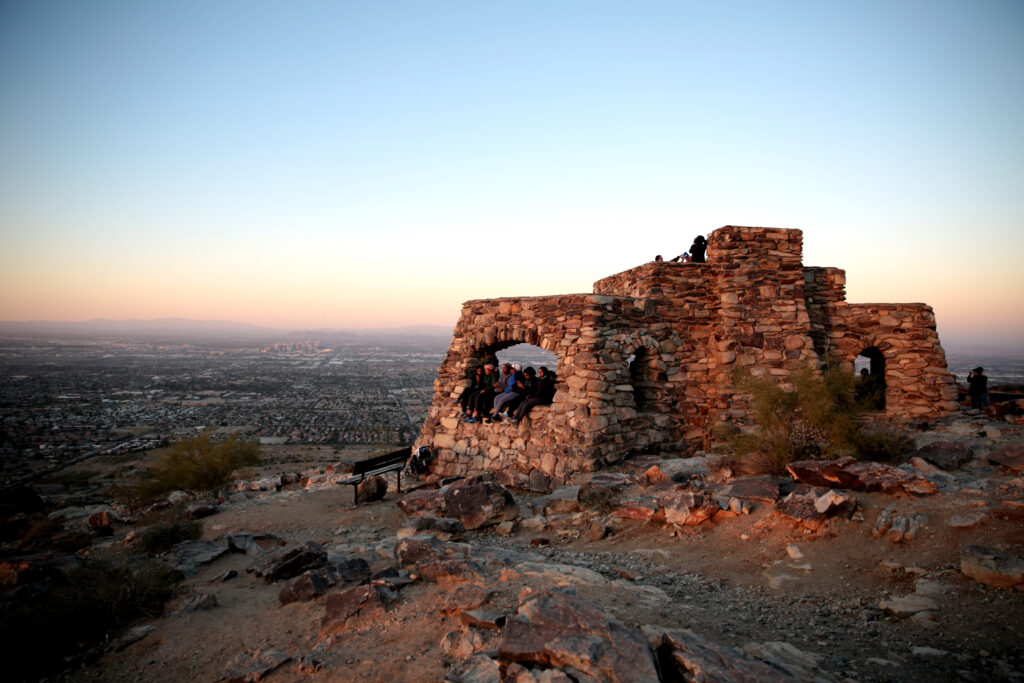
[0, 556, 181, 680]
[851, 422, 916, 463]
[720, 363, 864, 475]
[136, 430, 260, 499]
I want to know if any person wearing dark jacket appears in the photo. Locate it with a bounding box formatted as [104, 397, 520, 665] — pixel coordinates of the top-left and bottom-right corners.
[463, 363, 502, 423]
[967, 367, 989, 409]
[458, 365, 486, 414]
[689, 235, 708, 263]
[490, 367, 531, 421]
[511, 366, 557, 422]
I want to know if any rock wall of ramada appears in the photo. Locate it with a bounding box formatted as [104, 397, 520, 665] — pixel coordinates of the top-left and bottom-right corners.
[416, 226, 958, 478]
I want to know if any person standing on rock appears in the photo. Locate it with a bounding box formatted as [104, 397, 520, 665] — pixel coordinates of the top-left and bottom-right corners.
[968, 367, 989, 409]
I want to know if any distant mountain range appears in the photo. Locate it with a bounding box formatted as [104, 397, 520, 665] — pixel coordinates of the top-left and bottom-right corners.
[0, 318, 454, 341]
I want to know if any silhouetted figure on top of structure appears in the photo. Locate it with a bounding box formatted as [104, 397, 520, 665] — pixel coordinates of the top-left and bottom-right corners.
[689, 235, 707, 263]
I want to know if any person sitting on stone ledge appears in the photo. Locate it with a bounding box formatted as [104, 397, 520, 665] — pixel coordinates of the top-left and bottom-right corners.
[489, 366, 531, 422]
[456, 365, 486, 413]
[510, 366, 557, 423]
[462, 362, 504, 423]
[497, 366, 536, 420]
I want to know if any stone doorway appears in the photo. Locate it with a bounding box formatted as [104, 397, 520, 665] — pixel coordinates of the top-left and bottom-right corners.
[628, 347, 661, 413]
[855, 347, 886, 410]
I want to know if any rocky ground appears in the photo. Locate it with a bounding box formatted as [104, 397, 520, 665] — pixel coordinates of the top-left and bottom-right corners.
[3, 411, 1024, 682]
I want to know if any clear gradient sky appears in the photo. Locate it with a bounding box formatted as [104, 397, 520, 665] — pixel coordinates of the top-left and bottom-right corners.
[1, 1, 1022, 349]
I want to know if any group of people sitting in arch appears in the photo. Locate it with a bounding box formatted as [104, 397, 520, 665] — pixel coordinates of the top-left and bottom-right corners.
[456, 362, 558, 424]
[654, 234, 707, 264]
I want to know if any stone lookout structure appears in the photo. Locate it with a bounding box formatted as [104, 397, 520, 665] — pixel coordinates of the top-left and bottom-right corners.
[416, 226, 958, 479]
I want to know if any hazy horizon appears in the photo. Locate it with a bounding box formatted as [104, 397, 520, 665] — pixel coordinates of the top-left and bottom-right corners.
[2, 2, 1022, 346]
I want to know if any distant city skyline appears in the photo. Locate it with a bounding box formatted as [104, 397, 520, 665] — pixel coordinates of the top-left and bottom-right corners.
[2, 2, 1022, 349]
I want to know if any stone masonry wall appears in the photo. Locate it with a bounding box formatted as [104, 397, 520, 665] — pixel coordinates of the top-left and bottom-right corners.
[417, 226, 958, 479]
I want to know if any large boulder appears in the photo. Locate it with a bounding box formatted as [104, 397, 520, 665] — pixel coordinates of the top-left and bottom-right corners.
[961, 545, 1024, 589]
[917, 441, 973, 471]
[396, 488, 447, 517]
[787, 457, 936, 495]
[278, 558, 372, 605]
[248, 541, 327, 582]
[498, 588, 658, 682]
[657, 630, 791, 681]
[170, 540, 228, 575]
[657, 490, 716, 526]
[320, 584, 391, 636]
[397, 516, 465, 541]
[717, 477, 780, 502]
[987, 445, 1024, 473]
[444, 480, 518, 530]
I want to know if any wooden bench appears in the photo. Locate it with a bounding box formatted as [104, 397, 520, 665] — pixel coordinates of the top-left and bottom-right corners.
[339, 447, 411, 504]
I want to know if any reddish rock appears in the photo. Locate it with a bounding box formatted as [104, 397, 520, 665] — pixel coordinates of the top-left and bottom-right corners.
[645, 465, 670, 485]
[394, 534, 445, 567]
[917, 441, 973, 471]
[320, 584, 390, 635]
[787, 457, 936, 496]
[839, 461, 936, 495]
[775, 488, 851, 529]
[786, 457, 857, 487]
[416, 558, 484, 587]
[248, 541, 327, 582]
[397, 516, 466, 541]
[88, 510, 113, 531]
[224, 648, 292, 683]
[614, 499, 658, 520]
[717, 477, 780, 502]
[987, 445, 1024, 473]
[457, 609, 507, 630]
[658, 490, 716, 526]
[279, 569, 333, 605]
[443, 480, 518, 530]
[442, 584, 491, 614]
[498, 589, 659, 682]
[657, 629, 791, 682]
[396, 487, 447, 517]
[961, 545, 1024, 589]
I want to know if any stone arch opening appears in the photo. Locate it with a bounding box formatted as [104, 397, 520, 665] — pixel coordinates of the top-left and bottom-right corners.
[495, 342, 558, 372]
[855, 346, 886, 410]
[627, 347, 662, 413]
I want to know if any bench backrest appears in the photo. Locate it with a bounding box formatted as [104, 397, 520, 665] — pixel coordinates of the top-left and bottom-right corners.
[351, 447, 410, 476]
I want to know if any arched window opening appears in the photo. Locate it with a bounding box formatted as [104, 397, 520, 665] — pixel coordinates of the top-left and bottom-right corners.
[855, 347, 886, 410]
[495, 343, 558, 373]
[628, 348, 661, 413]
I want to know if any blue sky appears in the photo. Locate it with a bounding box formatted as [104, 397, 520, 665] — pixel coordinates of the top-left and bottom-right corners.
[1, 1, 1022, 349]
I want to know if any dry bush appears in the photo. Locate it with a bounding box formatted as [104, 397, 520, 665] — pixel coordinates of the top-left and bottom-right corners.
[136, 430, 260, 499]
[0, 556, 181, 680]
[720, 363, 865, 475]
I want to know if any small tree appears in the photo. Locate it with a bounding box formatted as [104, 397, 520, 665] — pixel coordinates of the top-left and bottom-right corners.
[721, 363, 862, 474]
[138, 431, 260, 498]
